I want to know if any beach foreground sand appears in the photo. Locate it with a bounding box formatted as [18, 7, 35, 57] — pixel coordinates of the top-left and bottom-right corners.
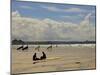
[12, 44, 96, 74]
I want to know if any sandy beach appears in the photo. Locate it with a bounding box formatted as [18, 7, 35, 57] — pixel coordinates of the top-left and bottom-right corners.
[11, 44, 96, 74]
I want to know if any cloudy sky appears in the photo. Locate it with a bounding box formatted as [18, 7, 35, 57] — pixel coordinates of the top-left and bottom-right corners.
[12, 0, 96, 41]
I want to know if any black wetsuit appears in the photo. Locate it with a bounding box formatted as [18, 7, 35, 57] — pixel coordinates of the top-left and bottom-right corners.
[33, 53, 40, 61]
[40, 52, 46, 60]
[33, 52, 46, 61]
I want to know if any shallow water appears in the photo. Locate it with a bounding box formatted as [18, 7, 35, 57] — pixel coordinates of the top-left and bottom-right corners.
[12, 44, 95, 48]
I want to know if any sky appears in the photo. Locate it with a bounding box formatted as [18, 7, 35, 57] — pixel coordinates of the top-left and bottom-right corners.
[11, 0, 96, 41]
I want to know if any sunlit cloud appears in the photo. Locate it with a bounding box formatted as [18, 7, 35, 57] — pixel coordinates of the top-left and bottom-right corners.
[65, 7, 84, 12]
[41, 6, 61, 12]
[41, 5, 87, 13]
[12, 11, 95, 41]
[20, 5, 33, 10]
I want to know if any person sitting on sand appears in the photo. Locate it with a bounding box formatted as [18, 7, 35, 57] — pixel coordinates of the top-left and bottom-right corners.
[40, 52, 46, 60]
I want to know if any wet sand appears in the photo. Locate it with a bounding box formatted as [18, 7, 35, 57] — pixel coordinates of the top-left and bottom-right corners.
[12, 44, 96, 74]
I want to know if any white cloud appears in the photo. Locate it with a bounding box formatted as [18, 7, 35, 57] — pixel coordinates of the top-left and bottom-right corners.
[65, 8, 84, 12]
[12, 11, 21, 17]
[80, 13, 93, 26]
[61, 15, 71, 18]
[60, 15, 78, 21]
[41, 6, 61, 12]
[84, 13, 92, 20]
[41, 6, 86, 13]
[20, 5, 33, 10]
[12, 11, 95, 41]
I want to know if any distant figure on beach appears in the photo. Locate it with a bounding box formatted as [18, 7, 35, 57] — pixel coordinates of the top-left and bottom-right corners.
[17, 45, 23, 50]
[47, 45, 52, 51]
[22, 45, 28, 51]
[56, 44, 58, 47]
[35, 45, 40, 51]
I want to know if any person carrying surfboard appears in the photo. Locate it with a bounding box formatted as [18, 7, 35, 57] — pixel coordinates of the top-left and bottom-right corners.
[33, 53, 40, 61]
[33, 51, 47, 64]
[40, 51, 46, 60]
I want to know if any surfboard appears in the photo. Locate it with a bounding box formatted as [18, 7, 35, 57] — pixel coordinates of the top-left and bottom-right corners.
[47, 57, 60, 60]
[33, 57, 61, 64]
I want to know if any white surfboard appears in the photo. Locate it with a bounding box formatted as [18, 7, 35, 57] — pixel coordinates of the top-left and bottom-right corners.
[33, 57, 61, 64]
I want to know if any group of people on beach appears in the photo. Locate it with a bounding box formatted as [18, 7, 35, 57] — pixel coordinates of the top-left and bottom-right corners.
[16, 45, 47, 63]
[33, 51, 47, 61]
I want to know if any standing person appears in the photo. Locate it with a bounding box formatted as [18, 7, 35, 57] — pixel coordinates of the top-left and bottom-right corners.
[40, 51, 46, 60]
[33, 53, 37, 61]
[33, 53, 40, 61]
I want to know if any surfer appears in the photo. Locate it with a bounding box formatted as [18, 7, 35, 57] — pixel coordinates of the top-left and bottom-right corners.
[33, 52, 47, 64]
[40, 52, 46, 60]
[33, 53, 40, 61]
[33, 52, 46, 60]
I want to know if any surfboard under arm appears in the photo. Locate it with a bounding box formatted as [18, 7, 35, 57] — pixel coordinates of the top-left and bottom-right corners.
[33, 57, 61, 64]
